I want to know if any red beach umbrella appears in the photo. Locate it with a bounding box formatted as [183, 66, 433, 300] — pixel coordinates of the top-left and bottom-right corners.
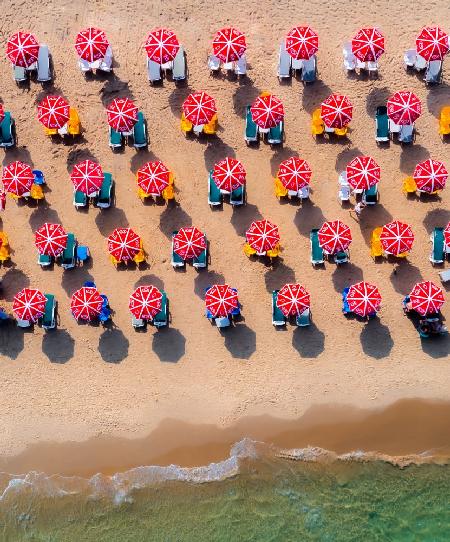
[129, 285, 163, 320]
[318, 220, 352, 255]
[276, 283, 310, 316]
[321, 94, 353, 129]
[145, 28, 180, 64]
[70, 160, 104, 196]
[107, 228, 141, 262]
[212, 27, 246, 63]
[6, 32, 39, 67]
[205, 284, 239, 318]
[444, 222, 450, 248]
[37, 95, 70, 129]
[380, 221, 414, 255]
[75, 27, 109, 63]
[251, 94, 284, 129]
[351, 28, 385, 62]
[35, 223, 68, 257]
[246, 219, 280, 253]
[182, 92, 217, 125]
[13, 288, 46, 322]
[346, 156, 380, 191]
[277, 157, 312, 191]
[173, 227, 206, 260]
[347, 281, 382, 317]
[2, 161, 34, 196]
[416, 26, 449, 62]
[106, 98, 138, 133]
[387, 91, 421, 125]
[409, 281, 445, 316]
[285, 26, 318, 60]
[137, 161, 170, 196]
[212, 158, 246, 192]
[71, 286, 103, 321]
[413, 159, 447, 193]
[0, 103, 5, 125]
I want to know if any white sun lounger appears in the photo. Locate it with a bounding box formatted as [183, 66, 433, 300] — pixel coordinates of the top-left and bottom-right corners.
[37, 44, 51, 82]
[277, 43, 291, 79]
[338, 184, 351, 202]
[215, 317, 230, 328]
[147, 58, 162, 84]
[404, 49, 416, 69]
[398, 123, 414, 143]
[342, 42, 357, 70]
[291, 58, 303, 72]
[172, 47, 186, 81]
[439, 269, 450, 283]
[235, 55, 247, 75]
[389, 119, 401, 134]
[16, 319, 31, 327]
[414, 54, 427, 71]
[78, 58, 91, 73]
[223, 61, 234, 71]
[99, 46, 113, 72]
[298, 186, 310, 200]
[208, 54, 220, 73]
[366, 61, 378, 73]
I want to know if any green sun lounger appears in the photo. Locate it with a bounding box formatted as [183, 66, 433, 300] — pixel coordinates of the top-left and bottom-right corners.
[334, 251, 349, 264]
[230, 184, 245, 205]
[171, 231, 185, 268]
[133, 111, 147, 148]
[153, 292, 168, 327]
[61, 233, 76, 269]
[208, 171, 222, 206]
[0, 112, 15, 148]
[244, 105, 258, 143]
[375, 105, 389, 143]
[73, 190, 87, 208]
[296, 308, 311, 327]
[97, 173, 113, 208]
[268, 121, 283, 145]
[310, 229, 324, 266]
[362, 183, 379, 205]
[109, 126, 122, 149]
[38, 253, 52, 267]
[193, 236, 208, 268]
[272, 290, 286, 326]
[41, 294, 56, 329]
[430, 227, 444, 265]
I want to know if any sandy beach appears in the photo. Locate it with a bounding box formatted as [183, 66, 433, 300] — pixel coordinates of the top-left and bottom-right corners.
[0, 0, 449, 474]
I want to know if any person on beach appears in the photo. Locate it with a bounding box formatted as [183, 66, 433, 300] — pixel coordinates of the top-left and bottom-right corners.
[349, 201, 366, 219]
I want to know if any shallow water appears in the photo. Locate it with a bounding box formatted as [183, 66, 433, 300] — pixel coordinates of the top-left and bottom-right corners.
[1, 442, 450, 541]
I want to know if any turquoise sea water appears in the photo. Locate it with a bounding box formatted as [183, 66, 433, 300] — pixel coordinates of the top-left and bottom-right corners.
[1, 443, 450, 541]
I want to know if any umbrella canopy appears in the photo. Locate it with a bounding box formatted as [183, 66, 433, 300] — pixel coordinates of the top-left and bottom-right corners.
[70, 160, 104, 196]
[6, 32, 39, 67]
[347, 281, 382, 317]
[444, 222, 450, 248]
[71, 286, 103, 321]
[106, 98, 138, 133]
[346, 155, 380, 191]
[250, 94, 284, 129]
[285, 26, 319, 60]
[173, 227, 206, 260]
[409, 281, 445, 316]
[137, 161, 170, 196]
[13, 288, 46, 322]
[351, 27, 385, 62]
[277, 157, 312, 191]
[416, 26, 449, 62]
[246, 219, 280, 253]
[0, 103, 4, 125]
[129, 285, 163, 320]
[35, 223, 68, 257]
[212, 27, 246, 63]
[212, 157, 246, 192]
[387, 91, 421, 125]
[2, 161, 34, 196]
[276, 283, 310, 317]
[107, 228, 141, 262]
[38, 95, 70, 129]
[413, 159, 447, 193]
[75, 27, 109, 63]
[205, 284, 238, 318]
[145, 28, 180, 64]
[182, 92, 217, 125]
[318, 220, 352, 254]
[380, 220, 414, 255]
[321, 94, 353, 128]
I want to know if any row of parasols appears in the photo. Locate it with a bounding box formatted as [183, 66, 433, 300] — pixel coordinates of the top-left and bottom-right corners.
[8, 279, 446, 325]
[5, 26, 449, 70]
[1, 154, 447, 201]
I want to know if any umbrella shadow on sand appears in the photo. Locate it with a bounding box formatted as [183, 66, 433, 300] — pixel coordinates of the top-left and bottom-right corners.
[389, 261, 423, 295]
[167, 85, 194, 117]
[230, 203, 263, 236]
[194, 270, 225, 298]
[1, 146, 34, 168]
[365, 86, 392, 117]
[203, 138, 236, 173]
[357, 204, 393, 247]
[221, 323, 256, 360]
[134, 274, 165, 291]
[42, 329, 75, 364]
[399, 144, 430, 174]
[99, 77, 135, 106]
[423, 208, 450, 234]
[129, 149, 160, 174]
[360, 319, 393, 359]
[66, 148, 101, 172]
[28, 204, 62, 232]
[334, 147, 363, 173]
[95, 207, 129, 237]
[269, 146, 298, 177]
[0, 321, 25, 360]
[98, 328, 129, 363]
[231, 80, 262, 117]
[264, 262, 296, 292]
[301, 80, 333, 115]
[293, 200, 326, 237]
[61, 267, 96, 296]
[331, 263, 364, 293]
[421, 334, 450, 359]
[426, 82, 450, 119]
[159, 203, 192, 239]
[292, 324, 325, 358]
[152, 328, 186, 363]
[1, 268, 30, 301]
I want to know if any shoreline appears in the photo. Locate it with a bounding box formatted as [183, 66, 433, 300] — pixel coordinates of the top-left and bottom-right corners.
[2, 398, 450, 477]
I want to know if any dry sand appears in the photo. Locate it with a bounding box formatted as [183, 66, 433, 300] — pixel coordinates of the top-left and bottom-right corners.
[0, 0, 449, 468]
